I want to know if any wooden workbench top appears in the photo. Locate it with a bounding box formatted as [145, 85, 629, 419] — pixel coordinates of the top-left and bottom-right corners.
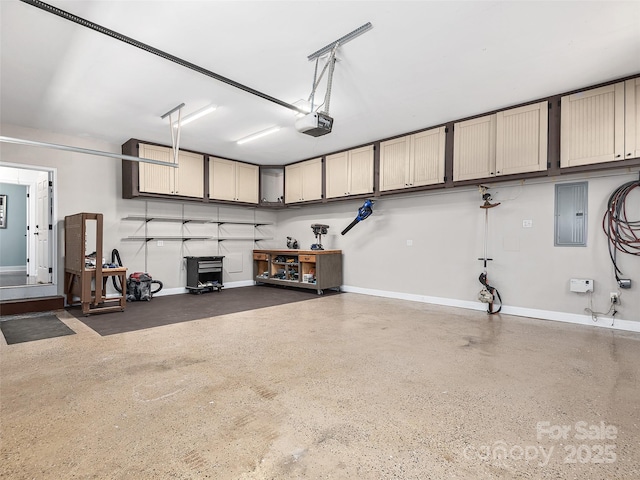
[253, 249, 341, 255]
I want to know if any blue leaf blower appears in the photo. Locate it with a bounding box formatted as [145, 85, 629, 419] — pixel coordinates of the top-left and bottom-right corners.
[341, 199, 374, 235]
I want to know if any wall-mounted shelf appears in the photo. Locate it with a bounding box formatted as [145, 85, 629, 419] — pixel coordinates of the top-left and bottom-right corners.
[123, 236, 273, 241]
[124, 235, 214, 242]
[218, 236, 274, 242]
[123, 215, 273, 227]
[219, 220, 273, 226]
[122, 215, 273, 243]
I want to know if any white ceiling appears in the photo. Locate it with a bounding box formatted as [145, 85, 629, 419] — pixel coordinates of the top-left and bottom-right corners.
[2, 0, 639, 166]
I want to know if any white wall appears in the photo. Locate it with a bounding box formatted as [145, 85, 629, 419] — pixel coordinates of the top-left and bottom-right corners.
[275, 170, 640, 329]
[0, 124, 276, 299]
[2, 123, 638, 330]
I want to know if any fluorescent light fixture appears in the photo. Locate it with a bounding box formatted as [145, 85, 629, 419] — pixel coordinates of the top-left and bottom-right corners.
[172, 104, 217, 127]
[236, 126, 281, 145]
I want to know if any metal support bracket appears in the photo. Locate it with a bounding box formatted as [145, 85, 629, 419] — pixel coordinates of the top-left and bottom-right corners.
[305, 22, 372, 116]
[161, 103, 184, 164]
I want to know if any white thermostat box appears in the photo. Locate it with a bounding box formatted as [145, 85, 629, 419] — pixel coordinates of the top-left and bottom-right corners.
[570, 278, 594, 293]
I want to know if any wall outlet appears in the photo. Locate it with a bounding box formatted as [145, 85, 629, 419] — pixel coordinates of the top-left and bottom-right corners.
[610, 292, 619, 304]
[157, 240, 164, 247]
[523, 219, 533, 228]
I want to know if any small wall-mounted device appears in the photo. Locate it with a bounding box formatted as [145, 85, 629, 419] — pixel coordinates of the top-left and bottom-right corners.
[618, 278, 631, 289]
[569, 278, 594, 293]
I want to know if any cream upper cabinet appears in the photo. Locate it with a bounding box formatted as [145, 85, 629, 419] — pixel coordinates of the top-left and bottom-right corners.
[325, 151, 349, 199]
[561, 82, 626, 167]
[496, 102, 548, 175]
[209, 157, 258, 204]
[624, 78, 640, 160]
[453, 115, 496, 181]
[285, 157, 322, 204]
[380, 127, 446, 191]
[236, 162, 259, 204]
[138, 143, 204, 198]
[326, 145, 374, 198]
[284, 162, 302, 203]
[454, 102, 548, 181]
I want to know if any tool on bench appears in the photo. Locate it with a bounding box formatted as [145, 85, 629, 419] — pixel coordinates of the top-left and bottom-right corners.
[311, 224, 329, 250]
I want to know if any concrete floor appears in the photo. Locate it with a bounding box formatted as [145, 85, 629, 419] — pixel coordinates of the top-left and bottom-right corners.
[1, 293, 639, 479]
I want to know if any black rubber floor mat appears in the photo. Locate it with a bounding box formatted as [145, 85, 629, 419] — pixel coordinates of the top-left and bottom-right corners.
[70, 284, 339, 336]
[1, 315, 75, 344]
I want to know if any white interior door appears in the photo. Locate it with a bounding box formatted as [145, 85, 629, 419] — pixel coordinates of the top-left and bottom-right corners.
[36, 177, 51, 284]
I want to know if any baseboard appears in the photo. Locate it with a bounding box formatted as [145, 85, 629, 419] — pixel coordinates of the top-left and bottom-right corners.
[341, 285, 640, 333]
[150, 280, 254, 298]
[152, 287, 188, 297]
[110, 281, 639, 333]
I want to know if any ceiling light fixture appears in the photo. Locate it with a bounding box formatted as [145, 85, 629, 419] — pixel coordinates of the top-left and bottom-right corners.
[236, 126, 281, 145]
[173, 104, 217, 127]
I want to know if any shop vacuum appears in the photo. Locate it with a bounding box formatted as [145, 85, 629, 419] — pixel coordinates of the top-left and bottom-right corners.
[110, 249, 163, 301]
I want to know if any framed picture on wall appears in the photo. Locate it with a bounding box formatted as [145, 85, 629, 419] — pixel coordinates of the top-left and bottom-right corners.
[0, 194, 6, 228]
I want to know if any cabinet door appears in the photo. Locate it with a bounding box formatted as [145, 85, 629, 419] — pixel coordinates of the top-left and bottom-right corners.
[174, 150, 204, 198]
[380, 136, 410, 191]
[236, 162, 259, 204]
[411, 127, 446, 186]
[284, 163, 303, 203]
[139, 143, 174, 194]
[496, 102, 548, 176]
[625, 78, 640, 159]
[453, 114, 496, 181]
[348, 145, 374, 195]
[561, 82, 625, 167]
[325, 151, 350, 198]
[301, 157, 323, 201]
[209, 157, 236, 201]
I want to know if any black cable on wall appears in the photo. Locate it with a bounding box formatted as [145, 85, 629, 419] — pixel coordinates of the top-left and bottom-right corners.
[602, 175, 640, 286]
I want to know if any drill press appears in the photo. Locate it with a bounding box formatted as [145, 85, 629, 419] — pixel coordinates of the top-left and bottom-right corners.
[310, 224, 329, 250]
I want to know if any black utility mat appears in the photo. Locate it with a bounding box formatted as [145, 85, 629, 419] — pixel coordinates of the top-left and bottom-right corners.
[1, 315, 75, 345]
[70, 285, 339, 336]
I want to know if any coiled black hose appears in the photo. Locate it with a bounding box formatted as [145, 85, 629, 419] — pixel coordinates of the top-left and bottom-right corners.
[110, 249, 163, 296]
[111, 249, 124, 293]
[602, 178, 640, 283]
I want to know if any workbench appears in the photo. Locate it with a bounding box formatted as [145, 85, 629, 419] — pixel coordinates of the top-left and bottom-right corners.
[253, 249, 342, 294]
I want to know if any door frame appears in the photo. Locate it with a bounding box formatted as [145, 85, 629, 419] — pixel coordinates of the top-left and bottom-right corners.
[0, 161, 57, 301]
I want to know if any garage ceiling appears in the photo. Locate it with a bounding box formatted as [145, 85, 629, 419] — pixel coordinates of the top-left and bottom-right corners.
[1, 0, 639, 165]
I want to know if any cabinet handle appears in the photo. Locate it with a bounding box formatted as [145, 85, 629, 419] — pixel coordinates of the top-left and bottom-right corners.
[627, 153, 632, 156]
[615, 155, 621, 158]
